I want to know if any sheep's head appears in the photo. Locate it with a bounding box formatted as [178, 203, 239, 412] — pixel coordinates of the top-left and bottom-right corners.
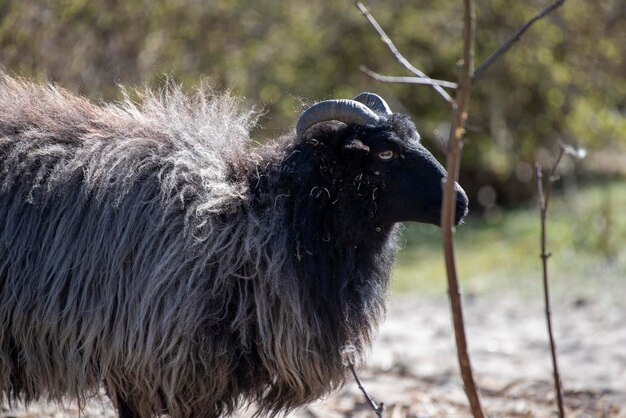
[296, 92, 468, 226]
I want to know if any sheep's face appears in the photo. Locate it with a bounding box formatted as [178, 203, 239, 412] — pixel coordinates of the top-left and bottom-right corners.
[295, 93, 468, 227]
[356, 116, 468, 226]
[335, 115, 468, 227]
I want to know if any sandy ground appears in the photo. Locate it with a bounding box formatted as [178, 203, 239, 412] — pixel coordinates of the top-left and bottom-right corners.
[293, 289, 626, 418]
[2, 282, 625, 417]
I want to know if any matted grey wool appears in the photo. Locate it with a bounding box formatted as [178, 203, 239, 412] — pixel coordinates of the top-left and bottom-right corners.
[0, 74, 398, 417]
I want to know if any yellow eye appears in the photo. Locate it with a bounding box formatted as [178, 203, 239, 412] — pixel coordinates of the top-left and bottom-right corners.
[377, 150, 394, 160]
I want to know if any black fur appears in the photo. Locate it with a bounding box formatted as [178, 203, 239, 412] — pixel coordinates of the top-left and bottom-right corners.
[0, 77, 467, 417]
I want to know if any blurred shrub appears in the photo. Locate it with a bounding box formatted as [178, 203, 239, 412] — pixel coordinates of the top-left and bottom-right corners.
[1, 0, 623, 207]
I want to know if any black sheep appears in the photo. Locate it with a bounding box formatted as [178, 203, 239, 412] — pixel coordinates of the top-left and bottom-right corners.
[0, 75, 467, 417]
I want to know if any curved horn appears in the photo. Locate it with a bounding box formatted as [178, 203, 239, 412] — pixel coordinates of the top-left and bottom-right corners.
[353, 92, 392, 115]
[296, 99, 380, 138]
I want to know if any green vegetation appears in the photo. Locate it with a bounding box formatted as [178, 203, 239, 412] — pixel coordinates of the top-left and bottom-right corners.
[0, 1, 623, 294]
[0, 0, 624, 207]
[392, 179, 626, 295]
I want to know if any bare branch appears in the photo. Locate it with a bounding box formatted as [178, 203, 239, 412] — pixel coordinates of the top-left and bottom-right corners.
[535, 144, 568, 418]
[360, 66, 459, 89]
[473, 0, 567, 84]
[356, 1, 455, 105]
[356, 2, 569, 418]
[347, 363, 384, 418]
[440, 1, 486, 417]
[341, 346, 384, 417]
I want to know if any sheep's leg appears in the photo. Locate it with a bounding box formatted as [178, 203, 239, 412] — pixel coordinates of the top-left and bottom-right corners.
[115, 392, 141, 418]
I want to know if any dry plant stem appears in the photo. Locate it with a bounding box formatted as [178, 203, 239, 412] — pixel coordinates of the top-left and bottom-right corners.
[357, 2, 569, 417]
[535, 147, 566, 418]
[347, 363, 384, 418]
[473, 0, 566, 84]
[441, 1, 486, 418]
[355, 1, 454, 104]
[360, 66, 459, 89]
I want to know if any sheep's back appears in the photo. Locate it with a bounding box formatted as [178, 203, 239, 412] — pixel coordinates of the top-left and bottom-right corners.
[0, 74, 260, 413]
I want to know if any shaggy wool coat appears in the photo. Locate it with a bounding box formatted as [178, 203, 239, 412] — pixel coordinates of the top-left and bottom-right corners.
[0, 75, 397, 417]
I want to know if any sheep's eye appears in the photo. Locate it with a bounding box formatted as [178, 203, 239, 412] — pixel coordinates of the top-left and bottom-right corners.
[377, 150, 395, 161]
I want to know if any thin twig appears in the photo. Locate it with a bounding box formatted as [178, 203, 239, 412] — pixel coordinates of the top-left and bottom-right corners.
[360, 66, 459, 89]
[473, 0, 567, 84]
[440, 1, 486, 417]
[347, 363, 384, 418]
[355, 1, 455, 104]
[535, 145, 567, 418]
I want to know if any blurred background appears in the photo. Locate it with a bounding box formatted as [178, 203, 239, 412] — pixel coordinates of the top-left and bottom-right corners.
[0, 0, 624, 292]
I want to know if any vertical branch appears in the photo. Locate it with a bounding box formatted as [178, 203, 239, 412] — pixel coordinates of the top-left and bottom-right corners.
[535, 147, 566, 418]
[441, 1, 486, 417]
[357, 2, 568, 417]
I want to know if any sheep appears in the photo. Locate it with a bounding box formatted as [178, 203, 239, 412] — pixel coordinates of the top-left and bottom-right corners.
[0, 73, 468, 418]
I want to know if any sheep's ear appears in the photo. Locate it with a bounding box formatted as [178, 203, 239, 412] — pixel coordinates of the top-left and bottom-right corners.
[342, 138, 370, 157]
